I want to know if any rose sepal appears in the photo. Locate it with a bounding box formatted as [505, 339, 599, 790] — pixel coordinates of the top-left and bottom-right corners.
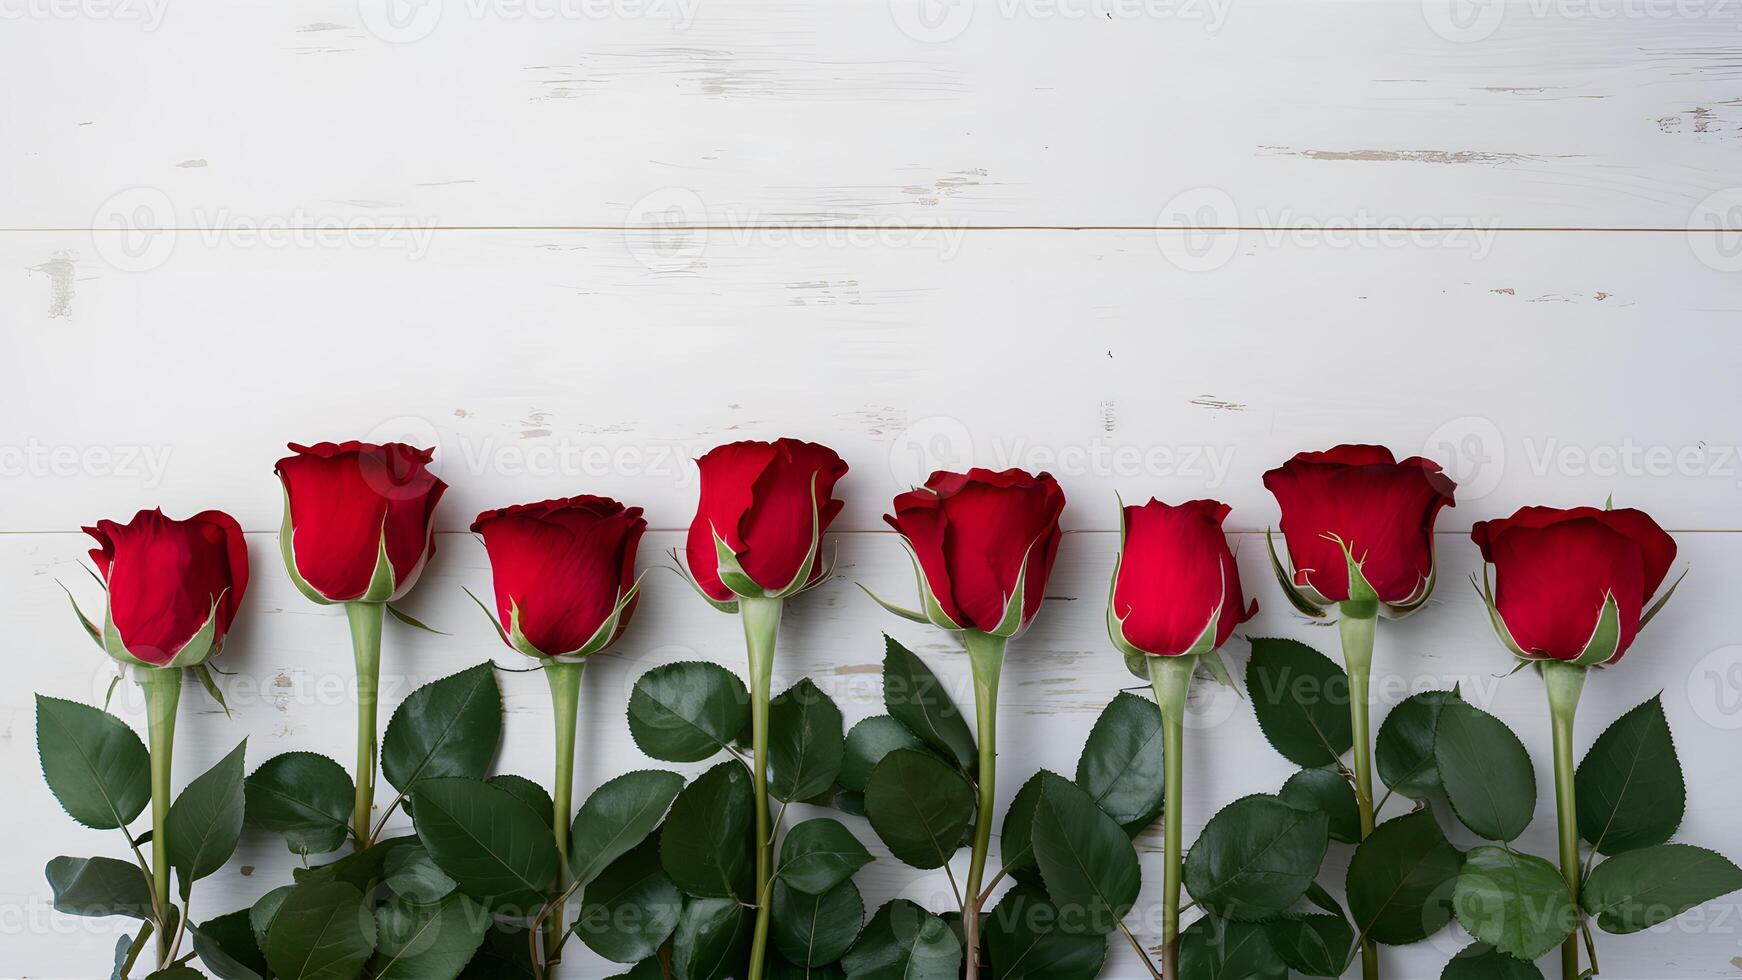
[874, 539, 964, 631]
[102, 592, 225, 669]
[666, 548, 740, 613]
[509, 571, 647, 663]
[279, 483, 426, 605]
[1471, 567, 1531, 659]
[59, 581, 103, 649]
[983, 539, 1037, 639]
[1265, 528, 1329, 618]
[1639, 567, 1688, 631]
[710, 473, 824, 600]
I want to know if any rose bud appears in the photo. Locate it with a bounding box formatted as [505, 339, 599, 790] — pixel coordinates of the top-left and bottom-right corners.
[275, 441, 447, 604]
[1262, 444, 1456, 617]
[82, 508, 250, 667]
[471, 496, 648, 660]
[1109, 498, 1257, 658]
[1471, 505, 1680, 666]
[682, 438, 848, 606]
[882, 467, 1066, 636]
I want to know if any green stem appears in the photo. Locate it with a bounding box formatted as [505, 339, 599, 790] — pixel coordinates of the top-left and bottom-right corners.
[346, 601, 385, 848]
[1148, 654, 1194, 980]
[1543, 660, 1588, 980]
[740, 595, 783, 980]
[138, 665, 181, 969]
[543, 660, 585, 976]
[961, 630, 1008, 980]
[1338, 601, 1379, 980]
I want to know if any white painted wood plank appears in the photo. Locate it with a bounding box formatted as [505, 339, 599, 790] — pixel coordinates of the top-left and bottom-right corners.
[4, 229, 1739, 533]
[4, 0, 1740, 229]
[5, 529, 1740, 976]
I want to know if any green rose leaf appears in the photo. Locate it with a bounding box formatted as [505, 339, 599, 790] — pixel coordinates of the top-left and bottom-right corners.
[778, 818, 874, 895]
[1177, 916, 1286, 980]
[1441, 942, 1545, 980]
[294, 835, 413, 893]
[1278, 767, 1361, 845]
[1183, 794, 1329, 922]
[244, 752, 354, 856]
[672, 896, 753, 980]
[998, 772, 1047, 879]
[660, 761, 756, 901]
[458, 923, 535, 978]
[1576, 695, 1685, 856]
[381, 662, 502, 794]
[607, 960, 665, 980]
[772, 877, 864, 967]
[1581, 843, 1742, 934]
[191, 910, 269, 980]
[369, 893, 489, 980]
[882, 636, 977, 773]
[262, 880, 378, 980]
[1433, 701, 1534, 842]
[35, 695, 150, 830]
[487, 774, 554, 828]
[1452, 846, 1576, 961]
[383, 843, 457, 904]
[840, 716, 923, 793]
[410, 777, 559, 914]
[1245, 637, 1353, 768]
[573, 836, 682, 964]
[567, 768, 684, 887]
[627, 661, 750, 763]
[1345, 810, 1462, 945]
[167, 739, 248, 895]
[1074, 691, 1165, 836]
[1375, 689, 1460, 800]
[864, 749, 975, 870]
[769, 679, 846, 803]
[1263, 913, 1353, 977]
[841, 899, 963, 980]
[1030, 772, 1142, 936]
[982, 881, 1106, 979]
[45, 855, 153, 919]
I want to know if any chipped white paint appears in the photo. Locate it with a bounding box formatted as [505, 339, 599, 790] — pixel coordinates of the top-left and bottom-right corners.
[3, 0, 1741, 975]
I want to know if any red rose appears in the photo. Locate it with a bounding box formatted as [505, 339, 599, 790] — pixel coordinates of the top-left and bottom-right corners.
[1262, 444, 1456, 613]
[83, 508, 249, 667]
[1471, 506, 1678, 665]
[884, 468, 1065, 635]
[471, 496, 647, 660]
[684, 439, 848, 603]
[1110, 499, 1257, 657]
[275, 441, 447, 603]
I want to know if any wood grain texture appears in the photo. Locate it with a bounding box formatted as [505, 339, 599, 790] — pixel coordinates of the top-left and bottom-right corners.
[2, 0, 1740, 229]
[5, 530, 1740, 976]
[4, 228, 1740, 534]
[5, 1, 1741, 975]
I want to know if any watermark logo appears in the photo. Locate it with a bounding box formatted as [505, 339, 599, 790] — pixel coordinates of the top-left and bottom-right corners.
[889, 0, 975, 41]
[624, 187, 710, 273]
[92, 187, 176, 273]
[1424, 416, 1505, 501]
[1155, 187, 1240, 273]
[1689, 645, 1742, 731]
[0, 0, 168, 28]
[622, 187, 970, 272]
[1689, 188, 1742, 273]
[1156, 187, 1501, 271]
[1421, 0, 1506, 42]
[889, 415, 975, 487]
[887, 415, 1236, 485]
[357, 0, 443, 43]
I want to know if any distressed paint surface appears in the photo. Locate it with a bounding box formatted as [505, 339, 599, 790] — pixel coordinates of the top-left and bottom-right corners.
[3, 1, 1741, 975]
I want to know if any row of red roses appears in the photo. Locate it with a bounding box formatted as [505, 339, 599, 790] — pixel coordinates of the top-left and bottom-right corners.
[81, 439, 1678, 980]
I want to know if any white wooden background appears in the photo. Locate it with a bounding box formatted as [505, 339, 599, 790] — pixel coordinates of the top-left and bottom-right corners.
[4, 0, 1742, 976]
